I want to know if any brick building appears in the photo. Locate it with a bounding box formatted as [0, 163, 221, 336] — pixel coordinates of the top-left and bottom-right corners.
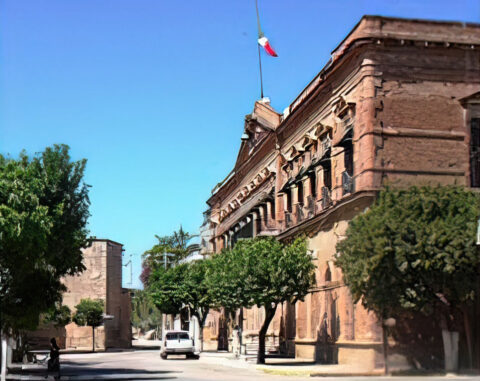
[202, 16, 480, 370]
[62, 239, 132, 350]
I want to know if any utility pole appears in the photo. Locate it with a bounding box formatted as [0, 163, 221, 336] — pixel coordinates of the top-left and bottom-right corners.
[161, 251, 176, 339]
[123, 254, 133, 287]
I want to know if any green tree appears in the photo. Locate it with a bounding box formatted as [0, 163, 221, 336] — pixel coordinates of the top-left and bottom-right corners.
[148, 265, 187, 316]
[43, 304, 72, 327]
[179, 259, 212, 350]
[148, 259, 214, 350]
[211, 237, 316, 364]
[140, 226, 198, 285]
[131, 289, 163, 336]
[0, 144, 89, 377]
[335, 186, 480, 371]
[73, 299, 104, 352]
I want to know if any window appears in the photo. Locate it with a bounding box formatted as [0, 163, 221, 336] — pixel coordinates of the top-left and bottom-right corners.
[310, 171, 317, 198]
[325, 267, 331, 282]
[471, 118, 480, 187]
[344, 142, 353, 177]
[286, 189, 292, 212]
[297, 182, 304, 205]
[323, 164, 332, 190]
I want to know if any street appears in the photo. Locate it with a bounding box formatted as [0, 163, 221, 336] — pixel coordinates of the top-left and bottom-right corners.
[8, 350, 480, 381]
[57, 350, 303, 380]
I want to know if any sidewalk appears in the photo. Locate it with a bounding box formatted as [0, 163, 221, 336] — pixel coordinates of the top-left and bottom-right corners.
[199, 351, 385, 377]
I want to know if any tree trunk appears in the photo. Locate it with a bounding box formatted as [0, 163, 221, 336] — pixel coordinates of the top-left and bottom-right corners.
[441, 329, 459, 372]
[462, 306, 473, 369]
[257, 304, 277, 365]
[198, 311, 208, 353]
[382, 324, 389, 375]
[92, 326, 95, 353]
[1, 331, 7, 381]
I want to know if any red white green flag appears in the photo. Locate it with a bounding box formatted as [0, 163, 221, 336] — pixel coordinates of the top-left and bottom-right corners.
[256, 0, 278, 57]
[258, 33, 278, 57]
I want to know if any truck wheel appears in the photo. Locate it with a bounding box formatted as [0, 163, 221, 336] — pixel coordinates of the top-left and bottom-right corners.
[161, 353, 167, 360]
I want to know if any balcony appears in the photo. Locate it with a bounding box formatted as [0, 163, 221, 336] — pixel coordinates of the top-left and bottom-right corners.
[305, 195, 316, 219]
[284, 211, 294, 228]
[321, 187, 332, 210]
[295, 203, 305, 223]
[342, 171, 354, 195]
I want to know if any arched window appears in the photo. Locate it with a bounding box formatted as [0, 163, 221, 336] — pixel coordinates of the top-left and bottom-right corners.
[325, 267, 332, 283]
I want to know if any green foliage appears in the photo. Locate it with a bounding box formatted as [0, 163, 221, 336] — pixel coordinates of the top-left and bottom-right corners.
[149, 259, 213, 325]
[73, 298, 104, 328]
[213, 236, 315, 363]
[141, 226, 198, 285]
[131, 289, 162, 333]
[206, 248, 247, 311]
[226, 236, 315, 309]
[336, 185, 480, 319]
[43, 304, 72, 327]
[0, 145, 90, 331]
[148, 265, 187, 315]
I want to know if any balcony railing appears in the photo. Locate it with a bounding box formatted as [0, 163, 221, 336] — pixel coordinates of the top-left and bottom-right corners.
[305, 195, 315, 219]
[320, 136, 331, 157]
[321, 187, 332, 209]
[295, 203, 305, 222]
[342, 171, 354, 195]
[285, 211, 293, 228]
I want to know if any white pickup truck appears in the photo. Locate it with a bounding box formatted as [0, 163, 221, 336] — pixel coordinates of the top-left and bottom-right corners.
[160, 330, 198, 359]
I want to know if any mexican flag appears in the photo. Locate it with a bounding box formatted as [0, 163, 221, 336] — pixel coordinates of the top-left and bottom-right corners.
[256, 0, 278, 57]
[258, 34, 278, 57]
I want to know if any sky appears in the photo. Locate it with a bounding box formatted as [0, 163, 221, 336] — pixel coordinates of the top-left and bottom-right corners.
[1, 0, 479, 289]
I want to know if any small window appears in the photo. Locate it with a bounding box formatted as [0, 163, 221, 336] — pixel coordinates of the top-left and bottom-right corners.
[166, 333, 178, 340]
[325, 267, 332, 282]
[310, 172, 317, 198]
[286, 189, 292, 212]
[179, 333, 190, 340]
[297, 182, 304, 205]
[470, 118, 480, 187]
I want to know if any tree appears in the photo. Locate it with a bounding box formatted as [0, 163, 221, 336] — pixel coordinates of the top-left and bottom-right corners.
[0, 145, 89, 331]
[148, 259, 214, 350]
[43, 304, 72, 327]
[131, 289, 163, 336]
[335, 186, 480, 371]
[0, 145, 89, 379]
[73, 299, 104, 352]
[140, 226, 198, 286]
[179, 260, 212, 350]
[148, 265, 187, 316]
[211, 237, 316, 364]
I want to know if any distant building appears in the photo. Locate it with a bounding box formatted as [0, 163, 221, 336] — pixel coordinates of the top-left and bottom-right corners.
[62, 239, 131, 350]
[203, 16, 480, 370]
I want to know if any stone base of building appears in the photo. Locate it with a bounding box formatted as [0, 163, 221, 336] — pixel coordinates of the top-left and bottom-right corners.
[295, 340, 384, 370]
[295, 340, 412, 371]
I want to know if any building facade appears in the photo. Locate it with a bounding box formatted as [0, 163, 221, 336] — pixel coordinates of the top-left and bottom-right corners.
[202, 16, 480, 370]
[62, 239, 132, 350]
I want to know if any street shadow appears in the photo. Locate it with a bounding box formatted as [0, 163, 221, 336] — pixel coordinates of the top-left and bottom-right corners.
[13, 363, 181, 380]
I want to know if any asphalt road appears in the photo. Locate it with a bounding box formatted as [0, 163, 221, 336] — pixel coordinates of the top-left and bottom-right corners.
[13, 350, 480, 381]
[57, 350, 301, 380]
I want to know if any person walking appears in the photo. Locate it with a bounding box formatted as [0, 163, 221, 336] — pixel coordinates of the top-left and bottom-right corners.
[45, 338, 60, 380]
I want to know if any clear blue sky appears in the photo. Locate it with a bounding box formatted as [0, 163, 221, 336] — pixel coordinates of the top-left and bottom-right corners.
[1, 0, 479, 289]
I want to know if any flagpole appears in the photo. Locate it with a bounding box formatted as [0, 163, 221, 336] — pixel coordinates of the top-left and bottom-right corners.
[255, 0, 264, 99]
[257, 44, 264, 99]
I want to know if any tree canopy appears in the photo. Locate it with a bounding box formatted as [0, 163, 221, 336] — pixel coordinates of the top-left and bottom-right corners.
[0, 145, 90, 332]
[336, 186, 480, 320]
[140, 226, 198, 285]
[73, 299, 104, 328]
[209, 236, 315, 363]
[131, 289, 163, 335]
